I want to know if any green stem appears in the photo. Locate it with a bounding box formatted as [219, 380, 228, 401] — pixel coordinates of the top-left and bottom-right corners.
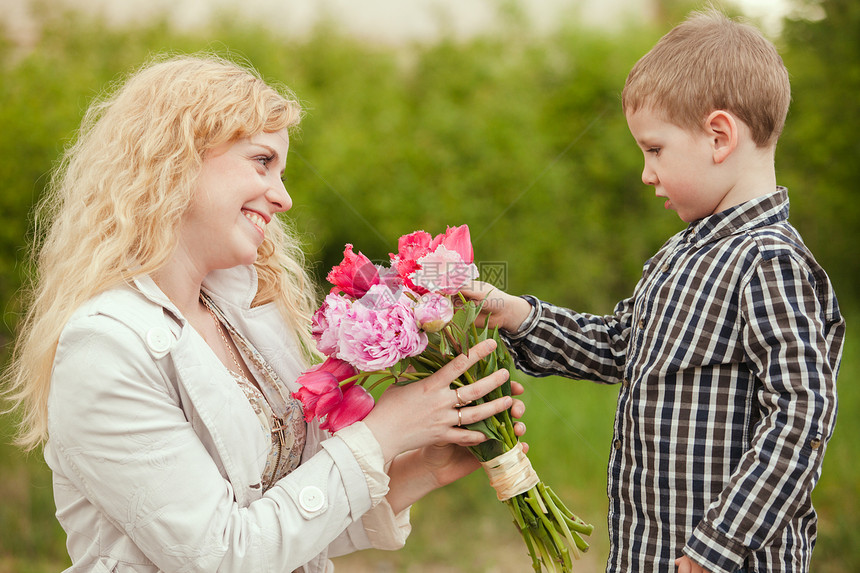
[413, 354, 446, 371]
[525, 489, 570, 570]
[364, 375, 396, 392]
[443, 325, 461, 355]
[462, 369, 477, 385]
[544, 487, 594, 536]
[538, 483, 578, 564]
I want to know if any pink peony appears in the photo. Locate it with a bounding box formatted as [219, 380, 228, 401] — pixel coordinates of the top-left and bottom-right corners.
[336, 284, 428, 371]
[321, 382, 375, 432]
[413, 293, 454, 333]
[326, 244, 380, 298]
[311, 293, 352, 356]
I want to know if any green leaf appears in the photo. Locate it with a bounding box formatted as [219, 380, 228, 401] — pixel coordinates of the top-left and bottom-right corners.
[462, 417, 504, 443]
[438, 331, 451, 356]
[468, 436, 507, 462]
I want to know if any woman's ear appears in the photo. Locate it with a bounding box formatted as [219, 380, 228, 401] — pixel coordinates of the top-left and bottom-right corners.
[705, 110, 738, 164]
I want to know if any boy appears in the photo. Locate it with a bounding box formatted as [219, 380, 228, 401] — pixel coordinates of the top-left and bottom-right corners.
[469, 10, 844, 573]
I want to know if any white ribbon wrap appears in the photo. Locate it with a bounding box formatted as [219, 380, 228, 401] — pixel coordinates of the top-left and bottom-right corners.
[480, 442, 540, 501]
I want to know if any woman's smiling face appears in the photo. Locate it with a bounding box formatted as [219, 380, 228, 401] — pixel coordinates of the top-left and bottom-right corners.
[178, 129, 292, 274]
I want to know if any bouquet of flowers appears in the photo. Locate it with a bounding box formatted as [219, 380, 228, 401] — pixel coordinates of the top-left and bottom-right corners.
[293, 224, 593, 572]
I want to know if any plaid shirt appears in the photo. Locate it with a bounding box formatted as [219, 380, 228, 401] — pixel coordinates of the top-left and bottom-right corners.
[502, 189, 844, 573]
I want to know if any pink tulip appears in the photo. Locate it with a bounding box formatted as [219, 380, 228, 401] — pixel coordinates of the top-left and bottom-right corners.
[322, 383, 375, 432]
[326, 244, 380, 298]
[293, 370, 341, 423]
[312, 356, 358, 382]
[430, 225, 474, 264]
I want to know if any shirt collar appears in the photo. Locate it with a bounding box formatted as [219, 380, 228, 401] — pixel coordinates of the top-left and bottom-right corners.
[683, 187, 789, 246]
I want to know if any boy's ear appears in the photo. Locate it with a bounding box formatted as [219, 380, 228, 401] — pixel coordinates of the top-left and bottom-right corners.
[705, 110, 738, 164]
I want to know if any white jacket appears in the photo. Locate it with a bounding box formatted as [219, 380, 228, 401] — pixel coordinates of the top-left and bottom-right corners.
[44, 265, 410, 572]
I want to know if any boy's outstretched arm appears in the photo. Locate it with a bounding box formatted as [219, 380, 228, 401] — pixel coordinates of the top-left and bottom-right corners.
[460, 280, 533, 333]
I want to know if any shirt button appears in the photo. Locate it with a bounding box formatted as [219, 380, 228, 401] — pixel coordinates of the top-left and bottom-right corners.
[637, 318, 646, 329]
[661, 262, 670, 273]
[621, 378, 629, 388]
[809, 438, 821, 450]
[613, 439, 622, 450]
[299, 486, 325, 512]
[146, 327, 172, 357]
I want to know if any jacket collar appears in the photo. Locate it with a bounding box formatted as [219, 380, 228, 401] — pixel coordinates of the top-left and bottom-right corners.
[131, 265, 260, 316]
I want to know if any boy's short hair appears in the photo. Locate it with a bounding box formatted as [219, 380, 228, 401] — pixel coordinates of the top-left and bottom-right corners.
[622, 9, 790, 148]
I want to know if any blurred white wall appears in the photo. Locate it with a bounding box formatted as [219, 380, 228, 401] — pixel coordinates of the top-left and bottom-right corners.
[2, 0, 792, 48]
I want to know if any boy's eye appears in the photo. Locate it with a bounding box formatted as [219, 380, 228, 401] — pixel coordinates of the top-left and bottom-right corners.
[646, 147, 661, 155]
[256, 155, 274, 167]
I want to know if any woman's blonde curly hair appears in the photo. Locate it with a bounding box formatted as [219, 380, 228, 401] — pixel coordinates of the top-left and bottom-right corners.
[4, 53, 319, 450]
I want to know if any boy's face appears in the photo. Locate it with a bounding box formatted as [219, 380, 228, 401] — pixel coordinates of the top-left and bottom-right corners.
[626, 108, 727, 223]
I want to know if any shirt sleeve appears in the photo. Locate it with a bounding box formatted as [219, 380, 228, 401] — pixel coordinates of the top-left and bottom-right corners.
[326, 422, 412, 555]
[684, 254, 841, 571]
[500, 295, 633, 384]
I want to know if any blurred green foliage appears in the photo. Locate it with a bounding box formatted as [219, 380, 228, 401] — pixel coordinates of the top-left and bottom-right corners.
[1, 0, 858, 571]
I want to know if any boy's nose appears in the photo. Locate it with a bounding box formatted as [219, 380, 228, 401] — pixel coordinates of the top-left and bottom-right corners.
[641, 166, 657, 186]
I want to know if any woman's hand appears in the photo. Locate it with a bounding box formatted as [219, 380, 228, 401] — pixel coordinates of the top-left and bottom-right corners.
[385, 380, 528, 513]
[418, 379, 528, 487]
[459, 281, 532, 333]
[363, 338, 513, 463]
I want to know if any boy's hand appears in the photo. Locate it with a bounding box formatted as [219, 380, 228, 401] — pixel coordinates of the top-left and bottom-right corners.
[460, 280, 533, 333]
[674, 555, 711, 573]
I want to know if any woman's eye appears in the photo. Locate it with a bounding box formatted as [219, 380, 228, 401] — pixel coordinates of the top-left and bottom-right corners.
[647, 147, 661, 155]
[256, 155, 274, 167]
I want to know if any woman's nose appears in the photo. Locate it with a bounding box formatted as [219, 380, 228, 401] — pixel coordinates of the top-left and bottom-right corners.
[269, 178, 292, 213]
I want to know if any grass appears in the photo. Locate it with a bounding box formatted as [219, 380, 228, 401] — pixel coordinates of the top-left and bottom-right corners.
[1, 313, 857, 572]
